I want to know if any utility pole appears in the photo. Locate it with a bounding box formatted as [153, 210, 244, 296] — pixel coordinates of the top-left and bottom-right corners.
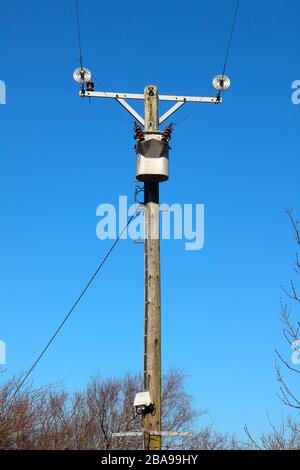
[143, 85, 161, 450]
[73, 67, 230, 450]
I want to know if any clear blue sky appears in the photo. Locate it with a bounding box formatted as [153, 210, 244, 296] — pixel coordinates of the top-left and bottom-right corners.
[0, 0, 299, 439]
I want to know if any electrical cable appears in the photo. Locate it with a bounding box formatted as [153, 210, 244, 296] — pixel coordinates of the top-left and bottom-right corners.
[6, 212, 138, 406]
[221, 0, 240, 80]
[75, 2, 134, 125]
[174, 0, 240, 125]
[75, 0, 84, 69]
[92, 74, 135, 125]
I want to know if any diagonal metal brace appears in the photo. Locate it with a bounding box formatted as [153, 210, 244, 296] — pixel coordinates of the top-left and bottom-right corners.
[115, 98, 145, 126]
[112, 431, 192, 437]
[159, 101, 186, 125]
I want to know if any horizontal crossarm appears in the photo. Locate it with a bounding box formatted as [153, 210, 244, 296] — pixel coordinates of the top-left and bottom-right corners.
[112, 431, 192, 438]
[80, 90, 221, 104]
[79, 89, 221, 127]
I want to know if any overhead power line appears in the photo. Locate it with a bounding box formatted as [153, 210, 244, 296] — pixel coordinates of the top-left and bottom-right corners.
[69, 1, 241, 450]
[221, 0, 240, 78]
[174, 0, 240, 126]
[7, 212, 138, 406]
[75, 0, 84, 68]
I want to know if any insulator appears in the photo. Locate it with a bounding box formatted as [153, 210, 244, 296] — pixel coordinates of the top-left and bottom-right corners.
[86, 81, 94, 92]
[134, 124, 145, 142]
[135, 129, 143, 138]
[161, 124, 173, 143]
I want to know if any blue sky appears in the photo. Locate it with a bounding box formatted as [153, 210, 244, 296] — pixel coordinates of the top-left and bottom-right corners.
[0, 0, 299, 439]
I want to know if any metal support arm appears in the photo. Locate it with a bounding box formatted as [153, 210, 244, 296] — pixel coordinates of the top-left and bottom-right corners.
[115, 98, 145, 126]
[159, 101, 186, 125]
[79, 89, 221, 127]
[80, 89, 221, 104]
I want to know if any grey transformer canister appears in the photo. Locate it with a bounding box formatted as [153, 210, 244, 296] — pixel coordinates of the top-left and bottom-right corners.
[134, 124, 173, 183]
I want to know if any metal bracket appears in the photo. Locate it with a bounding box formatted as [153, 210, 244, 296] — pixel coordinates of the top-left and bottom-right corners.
[80, 90, 145, 100]
[134, 185, 145, 205]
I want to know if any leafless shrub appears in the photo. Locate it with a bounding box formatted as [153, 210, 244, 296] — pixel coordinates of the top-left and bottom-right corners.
[275, 208, 300, 410]
[245, 416, 300, 450]
[0, 368, 236, 450]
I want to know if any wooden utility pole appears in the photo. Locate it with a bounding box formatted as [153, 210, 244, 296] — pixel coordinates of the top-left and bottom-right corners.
[143, 85, 161, 450]
[75, 71, 225, 450]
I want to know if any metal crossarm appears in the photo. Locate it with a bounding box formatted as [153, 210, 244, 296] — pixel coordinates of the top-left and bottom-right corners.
[80, 89, 221, 127]
[80, 90, 221, 104]
[158, 94, 220, 103]
[115, 98, 145, 126]
[80, 90, 145, 100]
[112, 431, 192, 438]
